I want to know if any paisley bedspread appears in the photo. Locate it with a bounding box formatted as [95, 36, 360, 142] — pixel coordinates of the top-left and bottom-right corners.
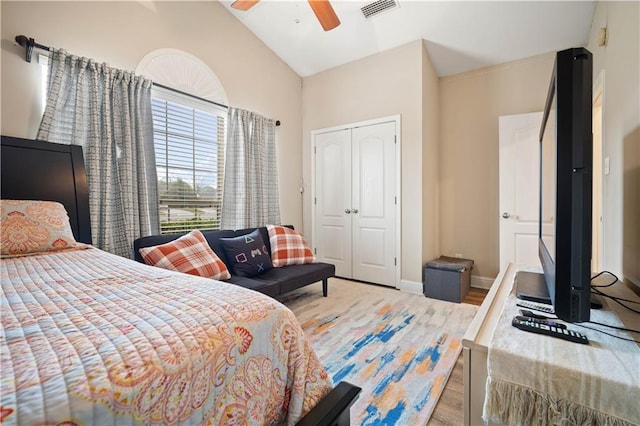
[0, 247, 332, 425]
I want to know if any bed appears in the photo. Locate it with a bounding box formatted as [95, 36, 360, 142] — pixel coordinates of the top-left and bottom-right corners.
[0, 135, 360, 425]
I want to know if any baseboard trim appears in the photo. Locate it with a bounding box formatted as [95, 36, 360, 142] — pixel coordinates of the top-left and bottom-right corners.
[471, 275, 495, 290]
[399, 279, 423, 295]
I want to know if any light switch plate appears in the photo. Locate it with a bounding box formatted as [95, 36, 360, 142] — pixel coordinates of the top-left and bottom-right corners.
[604, 156, 610, 175]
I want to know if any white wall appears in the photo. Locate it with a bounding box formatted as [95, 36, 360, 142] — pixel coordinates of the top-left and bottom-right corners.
[439, 53, 555, 278]
[0, 1, 305, 230]
[587, 1, 640, 286]
[302, 40, 438, 284]
[421, 41, 441, 275]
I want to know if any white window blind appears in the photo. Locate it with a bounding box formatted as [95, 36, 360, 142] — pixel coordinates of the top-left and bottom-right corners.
[151, 87, 226, 234]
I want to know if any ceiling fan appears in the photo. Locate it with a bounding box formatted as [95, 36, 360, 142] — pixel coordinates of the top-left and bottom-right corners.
[231, 0, 341, 31]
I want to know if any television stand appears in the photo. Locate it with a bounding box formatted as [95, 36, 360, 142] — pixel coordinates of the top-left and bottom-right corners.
[515, 270, 603, 309]
[462, 263, 640, 425]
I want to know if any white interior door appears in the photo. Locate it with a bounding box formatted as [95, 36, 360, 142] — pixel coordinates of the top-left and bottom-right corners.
[314, 129, 352, 278]
[499, 112, 545, 269]
[352, 122, 397, 285]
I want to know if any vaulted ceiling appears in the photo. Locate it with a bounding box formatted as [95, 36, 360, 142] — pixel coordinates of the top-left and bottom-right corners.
[221, 1, 596, 77]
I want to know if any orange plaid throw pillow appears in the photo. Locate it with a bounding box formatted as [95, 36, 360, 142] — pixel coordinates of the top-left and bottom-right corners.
[138, 229, 231, 280]
[267, 225, 315, 267]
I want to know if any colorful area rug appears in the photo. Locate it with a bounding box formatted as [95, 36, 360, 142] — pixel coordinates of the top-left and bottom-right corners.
[282, 279, 478, 425]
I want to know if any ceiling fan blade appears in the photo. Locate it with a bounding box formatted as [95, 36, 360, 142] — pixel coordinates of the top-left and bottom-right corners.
[231, 0, 260, 11]
[307, 0, 341, 31]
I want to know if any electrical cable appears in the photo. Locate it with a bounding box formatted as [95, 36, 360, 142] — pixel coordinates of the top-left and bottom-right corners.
[574, 323, 640, 344]
[591, 287, 640, 315]
[590, 270, 619, 288]
[589, 270, 640, 315]
[583, 270, 640, 340]
[592, 286, 640, 304]
[593, 289, 640, 305]
[587, 319, 640, 335]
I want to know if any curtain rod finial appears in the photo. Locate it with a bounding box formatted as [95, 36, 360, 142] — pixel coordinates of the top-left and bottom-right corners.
[15, 35, 28, 47]
[275, 120, 281, 127]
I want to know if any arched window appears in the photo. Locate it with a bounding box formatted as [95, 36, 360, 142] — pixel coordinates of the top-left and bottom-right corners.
[137, 49, 228, 233]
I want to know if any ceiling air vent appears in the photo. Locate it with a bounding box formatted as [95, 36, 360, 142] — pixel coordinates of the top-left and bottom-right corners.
[361, 0, 399, 19]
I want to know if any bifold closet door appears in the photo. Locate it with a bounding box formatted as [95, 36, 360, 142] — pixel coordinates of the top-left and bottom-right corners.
[314, 121, 397, 287]
[351, 122, 396, 285]
[315, 128, 353, 278]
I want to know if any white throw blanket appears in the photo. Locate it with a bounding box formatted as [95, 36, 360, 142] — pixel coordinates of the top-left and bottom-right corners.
[483, 285, 640, 425]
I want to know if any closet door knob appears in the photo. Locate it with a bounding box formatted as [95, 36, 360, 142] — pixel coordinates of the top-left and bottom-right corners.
[502, 212, 511, 219]
[352, 209, 359, 214]
[345, 209, 352, 214]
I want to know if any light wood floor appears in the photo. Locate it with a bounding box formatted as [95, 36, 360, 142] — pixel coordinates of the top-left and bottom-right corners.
[427, 287, 488, 425]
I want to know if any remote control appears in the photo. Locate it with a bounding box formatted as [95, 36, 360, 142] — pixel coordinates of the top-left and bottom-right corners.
[514, 315, 566, 329]
[519, 309, 554, 320]
[516, 300, 555, 314]
[512, 317, 588, 344]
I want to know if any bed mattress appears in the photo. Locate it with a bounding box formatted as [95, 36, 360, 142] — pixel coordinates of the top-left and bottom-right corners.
[0, 247, 331, 425]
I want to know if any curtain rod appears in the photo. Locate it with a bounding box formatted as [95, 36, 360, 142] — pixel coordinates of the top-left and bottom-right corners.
[153, 83, 280, 126]
[15, 34, 281, 127]
[153, 82, 230, 110]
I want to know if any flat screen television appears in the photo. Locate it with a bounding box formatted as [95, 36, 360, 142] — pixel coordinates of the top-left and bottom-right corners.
[517, 47, 593, 323]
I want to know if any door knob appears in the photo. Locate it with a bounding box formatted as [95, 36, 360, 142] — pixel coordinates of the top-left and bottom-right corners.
[502, 212, 511, 219]
[352, 209, 359, 214]
[345, 209, 352, 214]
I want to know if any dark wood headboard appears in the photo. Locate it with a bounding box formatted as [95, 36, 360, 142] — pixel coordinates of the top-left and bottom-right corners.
[1, 135, 92, 244]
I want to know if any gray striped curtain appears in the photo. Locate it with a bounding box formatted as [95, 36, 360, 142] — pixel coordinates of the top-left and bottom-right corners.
[37, 49, 159, 258]
[221, 108, 280, 229]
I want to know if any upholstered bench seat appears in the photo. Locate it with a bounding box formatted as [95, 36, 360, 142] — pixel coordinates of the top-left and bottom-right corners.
[134, 226, 334, 298]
